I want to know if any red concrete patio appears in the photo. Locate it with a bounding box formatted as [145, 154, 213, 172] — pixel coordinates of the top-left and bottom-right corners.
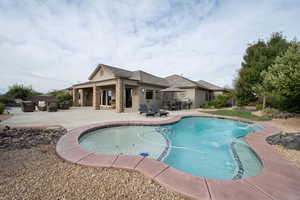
[56, 114, 300, 200]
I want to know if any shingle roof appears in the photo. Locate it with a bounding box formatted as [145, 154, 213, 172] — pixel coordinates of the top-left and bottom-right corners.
[89, 64, 133, 80]
[77, 64, 223, 90]
[88, 64, 169, 87]
[131, 70, 169, 87]
[165, 75, 209, 90]
[197, 80, 224, 90]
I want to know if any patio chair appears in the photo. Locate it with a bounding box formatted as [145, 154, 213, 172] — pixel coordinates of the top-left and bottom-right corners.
[151, 104, 169, 117]
[20, 101, 35, 112]
[59, 100, 70, 110]
[38, 101, 47, 111]
[47, 101, 58, 112]
[139, 104, 155, 116]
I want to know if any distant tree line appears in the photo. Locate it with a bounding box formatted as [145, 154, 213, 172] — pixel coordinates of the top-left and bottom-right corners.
[0, 84, 72, 106]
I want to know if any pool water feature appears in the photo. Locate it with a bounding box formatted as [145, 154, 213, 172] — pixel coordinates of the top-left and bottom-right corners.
[79, 117, 263, 180]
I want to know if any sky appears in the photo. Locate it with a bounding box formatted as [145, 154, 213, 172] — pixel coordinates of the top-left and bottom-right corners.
[0, 0, 299, 93]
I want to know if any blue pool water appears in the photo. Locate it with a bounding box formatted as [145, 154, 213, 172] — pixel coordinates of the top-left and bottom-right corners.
[79, 117, 263, 180]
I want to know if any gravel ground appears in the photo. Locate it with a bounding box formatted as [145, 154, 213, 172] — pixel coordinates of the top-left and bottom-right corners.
[0, 144, 186, 200]
[273, 145, 300, 169]
[261, 117, 300, 169]
[0, 113, 12, 121]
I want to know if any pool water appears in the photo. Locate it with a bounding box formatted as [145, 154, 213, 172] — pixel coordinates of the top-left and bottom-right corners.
[79, 117, 263, 180]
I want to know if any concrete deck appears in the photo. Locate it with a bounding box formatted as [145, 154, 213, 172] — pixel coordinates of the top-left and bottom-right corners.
[56, 114, 300, 200]
[2, 107, 200, 130]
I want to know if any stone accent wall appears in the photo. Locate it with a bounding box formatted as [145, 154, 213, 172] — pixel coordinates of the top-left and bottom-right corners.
[116, 79, 124, 113]
[73, 88, 79, 106]
[92, 85, 100, 110]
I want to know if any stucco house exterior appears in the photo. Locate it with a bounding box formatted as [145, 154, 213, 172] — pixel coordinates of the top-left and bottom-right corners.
[71, 64, 228, 112]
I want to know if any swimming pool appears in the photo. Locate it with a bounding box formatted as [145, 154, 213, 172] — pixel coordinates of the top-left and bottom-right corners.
[79, 117, 263, 180]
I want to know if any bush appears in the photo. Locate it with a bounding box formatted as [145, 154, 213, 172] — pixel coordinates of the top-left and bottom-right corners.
[206, 93, 232, 108]
[256, 104, 263, 110]
[0, 95, 15, 105]
[57, 93, 72, 103]
[236, 100, 247, 106]
[0, 103, 5, 114]
[201, 104, 211, 109]
[6, 84, 41, 100]
[48, 90, 72, 103]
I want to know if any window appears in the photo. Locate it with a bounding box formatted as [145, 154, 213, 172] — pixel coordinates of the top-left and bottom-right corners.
[155, 90, 161, 100]
[205, 91, 210, 101]
[145, 90, 154, 100]
[102, 90, 112, 105]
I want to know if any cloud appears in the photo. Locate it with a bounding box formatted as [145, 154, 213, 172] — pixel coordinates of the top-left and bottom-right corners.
[0, 0, 299, 92]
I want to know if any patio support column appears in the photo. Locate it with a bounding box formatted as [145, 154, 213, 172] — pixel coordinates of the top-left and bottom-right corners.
[79, 89, 83, 106]
[93, 85, 100, 110]
[116, 78, 124, 113]
[73, 88, 79, 106]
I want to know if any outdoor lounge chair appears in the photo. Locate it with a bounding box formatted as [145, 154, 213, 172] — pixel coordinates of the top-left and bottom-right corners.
[139, 104, 155, 116]
[38, 101, 47, 111]
[20, 101, 35, 112]
[59, 100, 70, 110]
[47, 102, 58, 112]
[151, 104, 169, 117]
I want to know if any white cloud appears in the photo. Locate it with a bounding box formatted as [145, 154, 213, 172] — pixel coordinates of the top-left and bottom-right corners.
[0, 0, 299, 92]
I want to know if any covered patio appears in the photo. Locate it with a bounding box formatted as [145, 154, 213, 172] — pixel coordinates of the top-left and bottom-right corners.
[72, 79, 139, 113]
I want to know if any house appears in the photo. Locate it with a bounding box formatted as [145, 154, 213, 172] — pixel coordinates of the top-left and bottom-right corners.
[71, 64, 228, 112]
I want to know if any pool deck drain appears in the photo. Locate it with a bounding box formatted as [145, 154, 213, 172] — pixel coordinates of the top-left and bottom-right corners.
[56, 114, 300, 200]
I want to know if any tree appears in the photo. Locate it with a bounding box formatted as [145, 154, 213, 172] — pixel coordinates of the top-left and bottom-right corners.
[48, 90, 72, 102]
[5, 84, 42, 100]
[263, 42, 300, 112]
[234, 33, 290, 105]
[252, 84, 268, 109]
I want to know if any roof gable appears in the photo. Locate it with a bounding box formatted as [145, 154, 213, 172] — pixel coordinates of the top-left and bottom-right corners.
[197, 80, 223, 90]
[131, 70, 169, 87]
[165, 75, 208, 89]
[88, 64, 133, 80]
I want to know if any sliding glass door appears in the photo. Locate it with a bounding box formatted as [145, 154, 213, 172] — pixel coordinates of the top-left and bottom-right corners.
[102, 90, 112, 105]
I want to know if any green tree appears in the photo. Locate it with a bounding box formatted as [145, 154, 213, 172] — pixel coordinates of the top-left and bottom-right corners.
[234, 33, 290, 104]
[252, 83, 270, 109]
[5, 84, 42, 100]
[263, 42, 300, 112]
[48, 90, 72, 102]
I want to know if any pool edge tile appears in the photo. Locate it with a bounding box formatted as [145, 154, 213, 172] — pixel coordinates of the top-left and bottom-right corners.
[135, 158, 169, 179]
[154, 167, 210, 200]
[57, 147, 92, 164]
[206, 179, 272, 200]
[77, 153, 118, 168]
[112, 155, 144, 170]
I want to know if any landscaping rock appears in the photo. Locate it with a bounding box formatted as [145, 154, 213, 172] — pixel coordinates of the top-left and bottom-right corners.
[0, 126, 66, 150]
[266, 132, 300, 150]
[269, 112, 296, 119]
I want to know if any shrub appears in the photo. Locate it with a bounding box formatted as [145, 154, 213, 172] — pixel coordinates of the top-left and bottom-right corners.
[201, 104, 211, 109]
[0, 95, 15, 105]
[207, 93, 232, 108]
[0, 103, 5, 114]
[48, 90, 72, 103]
[6, 84, 42, 100]
[57, 93, 72, 103]
[256, 104, 263, 110]
[236, 100, 247, 106]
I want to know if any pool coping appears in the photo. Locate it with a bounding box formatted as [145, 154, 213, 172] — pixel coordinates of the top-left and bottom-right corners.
[56, 114, 300, 200]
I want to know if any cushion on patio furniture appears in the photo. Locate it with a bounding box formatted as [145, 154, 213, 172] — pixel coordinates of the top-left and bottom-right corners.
[47, 102, 58, 112]
[139, 104, 155, 116]
[20, 101, 35, 112]
[151, 104, 169, 117]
